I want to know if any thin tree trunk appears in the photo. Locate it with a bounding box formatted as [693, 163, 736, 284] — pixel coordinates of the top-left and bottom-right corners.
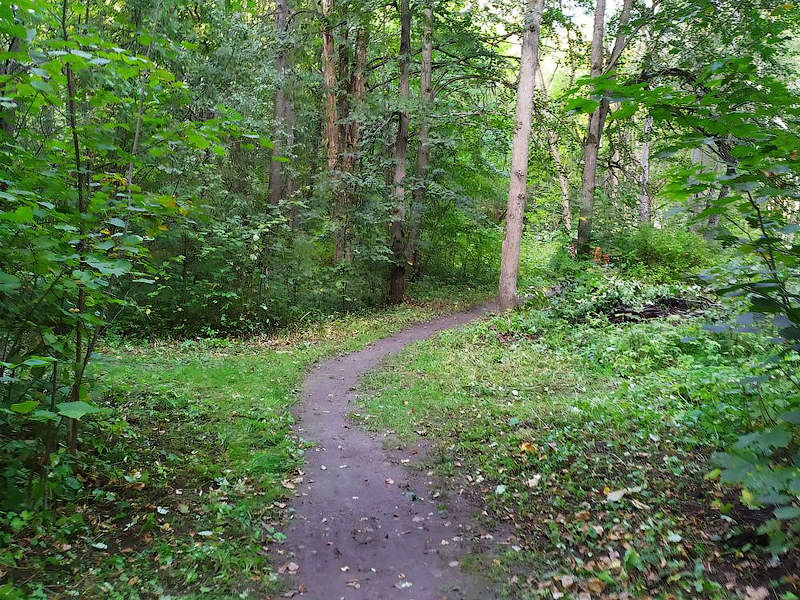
[609, 145, 620, 212]
[498, 0, 544, 311]
[63, 0, 85, 454]
[285, 93, 296, 227]
[321, 0, 343, 259]
[389, 0, 411, 303]
[409, 1, 433, 276]
[535, 63, 571, 231]
[0, 36, 20, 137]
[552, 141, 572, 231]
[576, 0, 633, 252]
[126, 0, 161, 189]
[268, 0, 289, 205]
[639, 115, 652, 223]
[576, 0, 607, 253]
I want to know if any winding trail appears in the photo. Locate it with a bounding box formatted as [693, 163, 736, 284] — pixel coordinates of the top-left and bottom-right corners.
[283, 304, 498, 600]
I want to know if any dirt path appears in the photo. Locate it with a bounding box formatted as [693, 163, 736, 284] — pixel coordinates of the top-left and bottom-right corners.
[282, 305, 498, 600]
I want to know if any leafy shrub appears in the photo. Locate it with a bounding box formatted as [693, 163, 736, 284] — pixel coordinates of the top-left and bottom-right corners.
[611, 227, 717, 282]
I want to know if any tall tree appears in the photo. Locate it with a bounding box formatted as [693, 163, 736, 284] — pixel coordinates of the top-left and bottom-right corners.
[498, 0, 545, 311]
[639, 114, 652, 223]
[408, 0, 434, 273]
[320, 0, 345, 260]
[389, 0, 411, 303]
[269, 0, 290, 206]
[576, 0, 633, 252]
[536, 62, 572, 231]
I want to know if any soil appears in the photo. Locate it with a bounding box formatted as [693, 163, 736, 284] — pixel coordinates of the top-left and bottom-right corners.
[282, 304, 499, 600]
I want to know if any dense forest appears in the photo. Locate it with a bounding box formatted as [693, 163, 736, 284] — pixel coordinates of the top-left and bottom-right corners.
[1, 0, 800, 598]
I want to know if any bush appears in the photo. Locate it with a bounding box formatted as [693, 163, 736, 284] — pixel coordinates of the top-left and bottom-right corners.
[610, 227, 717, 282]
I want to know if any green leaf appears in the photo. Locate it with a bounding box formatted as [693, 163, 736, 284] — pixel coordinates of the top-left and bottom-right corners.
[10, 400, 39, 414]
[774, 506, 800, 520]
[57, 401, 103, 420]
[0, 205, 34, 223]
[29, 79, 54, 94]
[778, 411, 800, 425]
[624, 547, 644, 572]
[186, 132, 210, 150]
[0, 271, 21, 292]
[565, 97, 600, 114]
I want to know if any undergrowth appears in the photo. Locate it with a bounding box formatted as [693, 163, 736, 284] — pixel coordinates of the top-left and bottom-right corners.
[360, 258, 800, 600]
[0, 290, 489, 600]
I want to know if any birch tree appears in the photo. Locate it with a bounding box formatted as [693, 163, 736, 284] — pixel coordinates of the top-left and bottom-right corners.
[498, 0, 544, 311]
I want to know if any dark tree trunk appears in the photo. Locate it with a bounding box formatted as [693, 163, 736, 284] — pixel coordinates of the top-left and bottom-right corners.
[268, 0, 290, 206]
[389, 0, 411, 303]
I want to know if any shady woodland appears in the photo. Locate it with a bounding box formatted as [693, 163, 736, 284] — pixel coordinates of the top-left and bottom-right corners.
[1, 0, 800, 598]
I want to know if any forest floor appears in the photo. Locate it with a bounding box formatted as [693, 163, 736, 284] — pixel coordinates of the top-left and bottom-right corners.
[9, 269, 800, 600]
[10, 290, 491, 600]
[358, 282, 800, 600]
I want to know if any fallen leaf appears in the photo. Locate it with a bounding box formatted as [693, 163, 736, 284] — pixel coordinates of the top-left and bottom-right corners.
[744, 587, 769, 600]
[526, 474, 542, 488]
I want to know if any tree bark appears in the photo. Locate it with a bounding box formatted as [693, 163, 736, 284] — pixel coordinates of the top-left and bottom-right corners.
[576, 0, 607, 253]
[497, 0, 544, 311]
[389, 0, 411, 303]
[639, 115, 652, 223]
[408, 1, 433, 276]
[321, 0, 344, 260]
[576, 0, 634, 252]
[285, 93, 297, 228]
[707, 163, 735, 229]
[268, 0, 289, 206]
[0, 36, 20, 137]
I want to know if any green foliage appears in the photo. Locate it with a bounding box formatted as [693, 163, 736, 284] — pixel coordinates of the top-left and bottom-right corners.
[362, 266, 799, 596]
[0, 297, 486, 598]
[610, 227, 717, 282]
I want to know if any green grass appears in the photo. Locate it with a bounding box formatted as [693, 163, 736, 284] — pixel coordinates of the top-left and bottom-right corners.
[1, 290, 491, 600]
[359, 272, 799, 600]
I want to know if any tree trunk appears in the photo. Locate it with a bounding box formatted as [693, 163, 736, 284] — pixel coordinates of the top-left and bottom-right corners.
[497, 0, 544, 311]
[576, 0, 607, 253]
[389, 0, 411, 303]
[63, 0, 86, 455]
[0, 36, 20, 137]
[409, 1, 433, 276]
[576, 0, 634, 252]
[535, 63, 571, 231]
[286, 94, 297, 228]
[708, 163, 735, 229]
[268, 0, 289, 206]
[321, 0, 343, 260]
[639, 115, 652, 223]
[609, 145, 620, 212]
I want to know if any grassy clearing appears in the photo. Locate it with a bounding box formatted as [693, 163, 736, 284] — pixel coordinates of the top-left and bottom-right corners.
[360, 266, 800, 599]
[1, 288, 489, 600]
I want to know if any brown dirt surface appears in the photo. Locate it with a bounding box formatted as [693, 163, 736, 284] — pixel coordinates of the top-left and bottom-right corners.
[282, 304, 499, 600]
